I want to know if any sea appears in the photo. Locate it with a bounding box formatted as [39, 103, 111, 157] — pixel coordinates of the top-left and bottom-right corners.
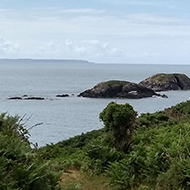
[0, 59, 189, 147]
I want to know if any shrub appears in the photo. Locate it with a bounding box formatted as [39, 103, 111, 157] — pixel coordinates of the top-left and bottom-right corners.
[0, 113, 62, 190]
[108, 122, 190, 190]
[84, 137, 124, 174]
[100, 102, 137, 152]
[108, 148, 147, 190]
[0, 113, 30, 142]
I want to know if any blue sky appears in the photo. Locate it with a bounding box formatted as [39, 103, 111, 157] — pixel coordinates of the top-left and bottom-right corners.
[0, 0, 190, 64]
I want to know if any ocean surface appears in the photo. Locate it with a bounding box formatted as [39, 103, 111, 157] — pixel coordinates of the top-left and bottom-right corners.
[0, 59, 189, 147]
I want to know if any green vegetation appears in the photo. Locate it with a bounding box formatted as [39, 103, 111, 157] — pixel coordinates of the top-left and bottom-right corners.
[1, 100, 190, 189]
[150, 73, 176, 81]
[103, 80, 129, 86]
[100, 102, 137, 152]
[150, 73, 188, 83]
[0, 113, 62, 190]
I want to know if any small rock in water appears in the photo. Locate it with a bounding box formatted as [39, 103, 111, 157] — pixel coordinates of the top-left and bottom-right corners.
[24, 97, 45, 100]
[8, 97, 22, 100]
[56, 94, 69, 97]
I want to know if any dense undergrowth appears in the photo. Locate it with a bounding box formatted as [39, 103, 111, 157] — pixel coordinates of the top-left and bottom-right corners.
[0, 114, 62, 190]
[1, 100, 190, 189]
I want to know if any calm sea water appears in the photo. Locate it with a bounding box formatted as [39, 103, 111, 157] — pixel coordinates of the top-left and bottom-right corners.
[0, 59, 189, 146]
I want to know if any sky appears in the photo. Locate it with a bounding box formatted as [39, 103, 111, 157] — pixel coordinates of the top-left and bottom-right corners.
[0, 0, 190, 64]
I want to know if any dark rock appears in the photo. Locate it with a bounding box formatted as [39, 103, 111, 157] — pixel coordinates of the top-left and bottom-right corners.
[139, 73, 190, 92]
[161, 94, 168, 98]
[56, 94, 69, 97]
[8, 97, 22, 100]
[155, 93, 168, 98]
[8, 96, 45, 100]
[24, 97, 45, 100]
[78, 80, 161, 99]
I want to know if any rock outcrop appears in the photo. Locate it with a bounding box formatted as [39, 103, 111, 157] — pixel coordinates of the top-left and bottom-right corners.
[8, 96, 45, 100]
[139, 73, 190, 92]
[24, 97, 45, 100]
[56, 94, 69, 97]
[8, 97, 22, 100]
[78, 80, 162, 99]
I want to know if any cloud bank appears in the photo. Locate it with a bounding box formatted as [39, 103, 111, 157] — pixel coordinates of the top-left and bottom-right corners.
[0, 2, 189, 63]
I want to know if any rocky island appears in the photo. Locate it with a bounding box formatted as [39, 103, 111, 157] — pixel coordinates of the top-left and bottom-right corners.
[78, 80, 163, 99]
[139, 73, 190, 91]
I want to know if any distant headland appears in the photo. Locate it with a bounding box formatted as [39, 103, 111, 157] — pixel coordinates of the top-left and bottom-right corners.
[0, 58, 94, 64]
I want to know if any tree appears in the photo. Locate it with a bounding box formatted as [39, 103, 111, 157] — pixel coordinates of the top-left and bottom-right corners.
[100, 102, 137, 152]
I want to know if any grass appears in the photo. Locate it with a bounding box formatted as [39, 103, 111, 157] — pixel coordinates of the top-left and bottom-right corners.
[150, 73, 189, 83]
[103, 80, 130, 86]
[150, 73, 176, 81]
[60, 169, 112, 190]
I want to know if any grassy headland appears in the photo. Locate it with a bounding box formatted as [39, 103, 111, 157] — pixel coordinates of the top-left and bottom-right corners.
[1, 100, 190, 189]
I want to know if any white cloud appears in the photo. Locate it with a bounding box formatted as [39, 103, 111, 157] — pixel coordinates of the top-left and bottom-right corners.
[39, 41, 57, 52]
[110, 48, 123, 56]
[74, 46, 87, 54]
[65, 39, 123, 58]
[0, 6, 190, 63]
[0, 36, 20, 56]
[65, 39, 74, 50]
[85, 40, 123, 56]
[65, 39, 86, 54]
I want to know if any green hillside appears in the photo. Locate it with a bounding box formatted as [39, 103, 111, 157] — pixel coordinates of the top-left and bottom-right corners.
[1, 100, 190, 189]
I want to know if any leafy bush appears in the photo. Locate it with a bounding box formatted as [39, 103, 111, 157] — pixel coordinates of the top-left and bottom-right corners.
[135, 111, 174, 129]
[135, 100, 190, 130]
[165, 100, 190, 122]
[108, 122, 190, 190]
[0, 113, 62, 190]
[57, 130, 103, 149]
[84, 137, 124, 174]
[100, 102, 137, 152]
[108, 148, 146, 190]
[3, 99, 189, 190]
[0, 113, 30, 142]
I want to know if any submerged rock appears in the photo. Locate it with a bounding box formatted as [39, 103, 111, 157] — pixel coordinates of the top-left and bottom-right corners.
[78, 80, 161, 99]
[139, 73, 190, 92]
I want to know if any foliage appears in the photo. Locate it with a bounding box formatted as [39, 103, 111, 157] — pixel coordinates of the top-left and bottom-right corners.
[135, 100, 190, 130]
[38, 129, 124, 175]
[135, 111, 173, 129]
[150, 73, 176, 81]
[46, 100, 190, 189]
[103, 80, 129, 86]
[84, 137, 124, 174]
[0, 113, 62, 190]
[100, 102, 137, 152]
[2, 99, 190, 190]
[108, 121, 190, 190]
[0, 113, 30, 142]
[57, 129, 103, 150]
[37, 130, 103, 160]
[166, 100, 190, 122]
[108, 150, 146, 190]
